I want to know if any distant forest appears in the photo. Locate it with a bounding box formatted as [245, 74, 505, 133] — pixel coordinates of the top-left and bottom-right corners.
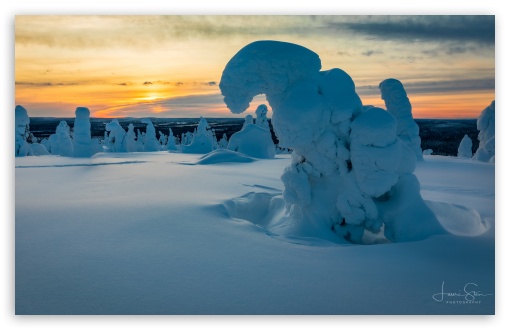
[28, 117, 479, 157]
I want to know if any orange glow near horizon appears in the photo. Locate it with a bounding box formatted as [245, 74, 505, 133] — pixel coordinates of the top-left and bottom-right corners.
[15, 15, 495, 119]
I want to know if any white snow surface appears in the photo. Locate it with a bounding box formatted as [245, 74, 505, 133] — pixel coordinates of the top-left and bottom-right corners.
[15, 152, 494, 314]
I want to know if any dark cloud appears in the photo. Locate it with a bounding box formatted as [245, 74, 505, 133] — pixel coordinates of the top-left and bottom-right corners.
[362, 50, 383, 57]
[357, 78, 495, 96]
[143, 81, 153, 86]
[117, 82, 128, 86]
[15, 81, 76, 86]
[335, 16, 494, 45]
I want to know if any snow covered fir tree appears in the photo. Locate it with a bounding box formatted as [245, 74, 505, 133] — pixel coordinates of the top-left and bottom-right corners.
[219, 40, 445, 243]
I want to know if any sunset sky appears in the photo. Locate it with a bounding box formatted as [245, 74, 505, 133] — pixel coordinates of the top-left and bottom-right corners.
[15, 15, 495, 118]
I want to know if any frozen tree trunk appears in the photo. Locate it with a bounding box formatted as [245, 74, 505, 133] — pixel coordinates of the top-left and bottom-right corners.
[73, 107, 94, 157]
[473, 101, 495, 162]
[220, 40, 444, 243]
[457, 134, 473, 158]
[15, 105, 32, 157]
[379, 79, 423, 161]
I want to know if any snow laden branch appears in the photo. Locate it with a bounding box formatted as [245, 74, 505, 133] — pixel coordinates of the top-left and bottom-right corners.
[220, 40, 444, 243]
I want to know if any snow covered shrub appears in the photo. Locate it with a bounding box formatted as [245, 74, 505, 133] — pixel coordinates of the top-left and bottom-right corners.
[473, 100, 495, 162]
[458, 134, 473, 158]
[73, 107, 95, 157]
[379, 79, 423, 160]
[220, 40, 444, 243]
[125, 124, 141, 152]
[15, 105, 32, 157]
[218, 133, 229, 149]
[423, 149, 433, 156]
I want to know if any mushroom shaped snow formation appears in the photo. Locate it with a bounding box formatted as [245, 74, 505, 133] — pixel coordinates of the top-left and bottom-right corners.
[458, 134, 473, 158]
[105, 119, 127, 152]
[473, 100, 495, 162]
[379, 78, 423, 161]
[220, 40, 444, 243]
[15, 105, 31, 157]
[141, 118, 160, 152]
[73, 107, 95, 157]
[255, 104, 270, 131]
[227, 123, 275, 159]
[181, 117, 215, 154]
[49, 121, 74, 157]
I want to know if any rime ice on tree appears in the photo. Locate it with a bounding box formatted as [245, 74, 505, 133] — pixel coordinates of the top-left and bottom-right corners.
[227, 123, 275, 159]
[166, 128, 178, 151]
[73, 107, 95, 157]
[181, 117, 215, 154]
[141, 118, 160, 152]
[49, 121, 74, 157]
[473, 101, 495, 162]
[220, 40, 444, 243]
[255, 104, 270, 131]
[379, 78, 423, 161]
[105, 119, 127, 152]
[15, 105, 32, 157]
[458, 134, 473, 158]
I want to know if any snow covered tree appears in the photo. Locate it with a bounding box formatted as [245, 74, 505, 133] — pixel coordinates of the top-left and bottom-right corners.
[220, 40, 444, 243]
[166, 128, 178, 151]
[141, 118, 160, 152]
[49, 121, 74, 157]
[218, 133, 229, 149]
[473, 100, 495, 162]
[255, 104, 270, 131]
[243, 114, 254, 128]
[125, 124, 140, 152]
[457, 134, 473, 158]
[227, 123, 275, 159]
[73, 107, 95, 157]
[15, 105, 32, 157]
[379, 78, 423, 161]
[181, 117, 215, 154]
[105, 119, 127, 152]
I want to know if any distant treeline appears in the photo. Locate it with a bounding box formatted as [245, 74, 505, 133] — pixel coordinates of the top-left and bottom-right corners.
[28, 117, 478, 157]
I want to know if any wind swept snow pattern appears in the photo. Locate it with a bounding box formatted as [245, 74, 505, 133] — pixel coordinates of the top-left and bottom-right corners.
[16, 152, 494, 314]
[379, 78, 423, 161]
[473, 100, 495, 162]
[220, 40, 442, 243]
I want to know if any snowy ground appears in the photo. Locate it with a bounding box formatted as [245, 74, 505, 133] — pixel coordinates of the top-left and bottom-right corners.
[15, 152, 494, 314]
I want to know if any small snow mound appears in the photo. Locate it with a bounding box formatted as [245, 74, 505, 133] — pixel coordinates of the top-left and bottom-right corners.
[196, 149, 256, 165]
[425, 201, 490, 236]
[227, 123, 275, 159]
